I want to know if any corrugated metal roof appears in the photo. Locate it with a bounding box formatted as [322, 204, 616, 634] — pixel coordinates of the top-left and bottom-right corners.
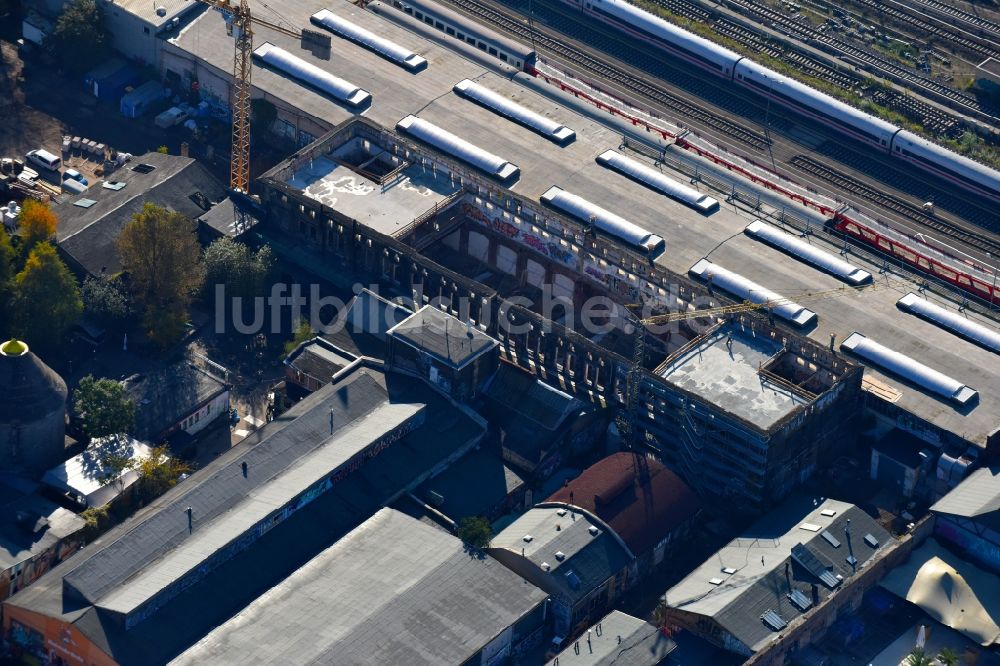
[931, 466, 1000, 520]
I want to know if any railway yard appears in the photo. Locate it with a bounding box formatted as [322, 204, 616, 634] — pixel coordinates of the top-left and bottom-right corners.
[153, 0, 1000, 457]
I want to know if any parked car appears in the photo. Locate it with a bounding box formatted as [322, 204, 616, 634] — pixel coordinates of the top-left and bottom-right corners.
[25, 148, 61, 173]
[62, 169, 89, 186]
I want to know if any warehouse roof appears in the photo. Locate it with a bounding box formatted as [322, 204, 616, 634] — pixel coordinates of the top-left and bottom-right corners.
[284, 337, 354, 386]
[485, 362, 582, 430]
[664, 497, 891, 654]
[122, 361, 229, 442]
[5, 364, 485, 664]
[545, 611, 676, 666]
[389, 305, 498, 369]
[931, 466, 1000, 533]
[173, 508, 548, 665]
[55, 153, 226, 276]
[547, 453, 701, 555]
[490, 505, 633, 605]
[0, 476, 85, 572]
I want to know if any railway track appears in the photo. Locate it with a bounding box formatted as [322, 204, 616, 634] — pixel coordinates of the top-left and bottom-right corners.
[647, 0, 968, 134]
[848, 0, 1000, 62]
[907, 0, 1000, 43]
[444, 0, 771, 148]
[718, 0, 985, 114]
[790, 155, 1000, 255]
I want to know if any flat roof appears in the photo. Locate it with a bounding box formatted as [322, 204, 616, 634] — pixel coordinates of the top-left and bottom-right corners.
[166, 0, 999, 446]
[172, 508, 548, 665]
[659, 322, 808, 430]
[283, 154, 459, 237]
[41, 436, 153, 508]
[118, 0, 198, 27]
[389, 305, 498, 369]
[0, 476, 85, 572]
[545, 611, 675, 666]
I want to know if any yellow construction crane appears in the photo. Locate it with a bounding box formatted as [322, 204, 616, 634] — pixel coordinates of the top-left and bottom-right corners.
[196, 0, 302, 192]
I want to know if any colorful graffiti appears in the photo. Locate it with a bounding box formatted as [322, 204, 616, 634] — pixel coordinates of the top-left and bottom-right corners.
[490, 219, 520, 239]
[546, 242, 574, 265]
[585, 265, 610, 285]
[522, 233, 546, 254]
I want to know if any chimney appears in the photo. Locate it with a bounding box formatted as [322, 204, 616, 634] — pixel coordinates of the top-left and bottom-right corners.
[829, 333, 836, 351]
[180, 141, 189, 157]
[241, 461, 248, 478]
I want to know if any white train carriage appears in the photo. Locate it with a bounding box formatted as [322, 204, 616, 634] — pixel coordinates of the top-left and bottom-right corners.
[540, 185, 665, 256]
[574, 0, 741, 75]
[891, 131, 1000, 202]
[733, 60, 898, 150]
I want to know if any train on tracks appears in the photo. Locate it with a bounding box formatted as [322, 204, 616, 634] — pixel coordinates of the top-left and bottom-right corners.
[559, 0, 1000, 203]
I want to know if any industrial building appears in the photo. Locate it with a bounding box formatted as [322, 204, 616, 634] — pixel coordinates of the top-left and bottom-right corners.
[174, 508, 549, 665]
[156, 0, 999, 510]
[931, 466, 1000, 574]
[662, 497, 893, 661]
[2, 359, 486, 665]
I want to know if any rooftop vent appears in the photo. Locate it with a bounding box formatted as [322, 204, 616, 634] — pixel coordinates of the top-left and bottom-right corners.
[155, 5, 167, 16]
[556, 508, 567, 517]
[788, 589, 812, 611]
[132, 163, 156, 174]
[541, 562, 550, 571]
[565, 570, 581, 590]
[522, 534, 533, 543]
[709, 577, 723, 585]
[864, 534, 879, 548]
[761, 610, 787, 632]
[820, 509, 837, 517]
[799, 523, 822, 532]
[846, 555, 858, 567]
[554, 551, 565, 561]
[721, 567, 737, 575]
[588, 526, 599, 536]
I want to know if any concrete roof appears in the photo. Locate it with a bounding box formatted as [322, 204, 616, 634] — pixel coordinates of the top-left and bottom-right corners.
[284, 336, 354, 384]
[491, 505, 633, 604]
[658, 322, 809, 431]
[54, 152, 226, 276]
[283, 153, 460, 237]
[881, 538, 1000, 646]
[165, 0, 1000, 446]
[545, 611, 676, 666]
[664, 497, 891, 653]
[117, 0, 200, 28]
[171, 507, 548, 665]
[0, 476, 85, 572]
[389, 305, 498, 369]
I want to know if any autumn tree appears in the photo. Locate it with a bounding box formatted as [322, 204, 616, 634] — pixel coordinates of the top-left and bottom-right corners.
[74, 375, 136, 439]
[13, 242, 82, 349]
[117, 203, 204, 347]
[17, 200, 58, 251]
[134, 445, 190, 501]
[51, 0, 111, 73]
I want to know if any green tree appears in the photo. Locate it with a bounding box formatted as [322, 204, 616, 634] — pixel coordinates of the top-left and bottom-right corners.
[99, 450, 135, 495]
[51, 0, 111, 73]
[80, 505, 110, 541]
[134, 445, 190, 501]
[457, 516, 492, 549]
[74, 375, 136, 439]
[117, 203, 204, 347]
[0, 227, 15, 340]
[937, 647, 959, 666]
[203, 238, 274, 301]
[905, 648, 934, 666]
[82, 274, 133, 327]
[13, 242, 82, 349]
[283, 318, 313, 356]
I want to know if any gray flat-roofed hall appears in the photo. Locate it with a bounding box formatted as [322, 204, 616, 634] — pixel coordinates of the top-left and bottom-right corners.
[172, 508, 548, 665]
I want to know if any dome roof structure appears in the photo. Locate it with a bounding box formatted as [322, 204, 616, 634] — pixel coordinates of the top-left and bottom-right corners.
[0, 339, 68, 424]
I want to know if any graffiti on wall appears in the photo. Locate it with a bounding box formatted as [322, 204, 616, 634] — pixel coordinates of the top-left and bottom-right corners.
[462, 203, 579, 268]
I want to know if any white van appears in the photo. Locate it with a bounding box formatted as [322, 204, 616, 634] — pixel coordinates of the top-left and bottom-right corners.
[26, 148, 62, 173]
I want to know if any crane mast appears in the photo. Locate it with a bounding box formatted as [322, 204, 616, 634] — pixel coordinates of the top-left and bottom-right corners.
[227, 0, 253, 193]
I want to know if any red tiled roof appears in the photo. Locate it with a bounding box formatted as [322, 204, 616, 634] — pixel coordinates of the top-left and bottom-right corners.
[546, 453, 701, 555]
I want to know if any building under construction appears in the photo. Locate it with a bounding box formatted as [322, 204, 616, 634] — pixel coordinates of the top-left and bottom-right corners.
[258, 117, 864, 509]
